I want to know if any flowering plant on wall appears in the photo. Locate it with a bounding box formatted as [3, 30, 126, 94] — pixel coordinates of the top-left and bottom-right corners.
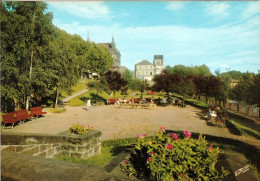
[68, 123, 93, 135]
[120, 127, 229, 180]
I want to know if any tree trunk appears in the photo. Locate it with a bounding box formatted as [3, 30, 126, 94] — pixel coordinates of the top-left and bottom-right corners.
[55, 88, 59, 108]
[182, 95, 185, 107]
[113, 91, 116, 98]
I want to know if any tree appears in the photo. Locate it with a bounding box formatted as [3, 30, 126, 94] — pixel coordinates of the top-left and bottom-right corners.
[87, 78, 108, 102]
[153, 70, 180, 102]
[1, 1, 54, 111]
[174, 76, 195, 107]
[193, 75, 223, 104]
[246, 72, 260, 107]
[104, 70, 127, 97]
[86, 43, 113, 75]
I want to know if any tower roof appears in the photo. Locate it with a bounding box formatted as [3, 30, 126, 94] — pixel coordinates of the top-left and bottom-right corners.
[136, 60, 153, 65]
[154, 55, 163, 59]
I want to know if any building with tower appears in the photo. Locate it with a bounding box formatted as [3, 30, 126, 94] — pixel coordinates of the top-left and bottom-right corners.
[98, 35, 121, 69]
[135, 55, 164, 81]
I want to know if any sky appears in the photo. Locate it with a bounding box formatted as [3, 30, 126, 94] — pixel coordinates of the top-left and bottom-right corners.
[47, 1, 260, 74]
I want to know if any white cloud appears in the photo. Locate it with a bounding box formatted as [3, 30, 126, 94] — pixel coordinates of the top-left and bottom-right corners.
[48, 2, 110, 21]
[206, 2, 230, 17]
[165, 2, 185, 11]
[242, 2, 260, 20]
[52, 16, 260, 73]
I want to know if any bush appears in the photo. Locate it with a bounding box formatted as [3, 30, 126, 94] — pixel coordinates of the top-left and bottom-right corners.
[226, 120, 243, 136]
[68, 123, 93, 135]
[46, 108, 66, 113]
[121, 127, 229, 180]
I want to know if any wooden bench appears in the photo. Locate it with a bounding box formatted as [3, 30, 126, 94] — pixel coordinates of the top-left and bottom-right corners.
[14, 109, 32, 123]
[30, 106, 47, 117]
[108, 99, 116, 105]
[1, 112, 20, 128]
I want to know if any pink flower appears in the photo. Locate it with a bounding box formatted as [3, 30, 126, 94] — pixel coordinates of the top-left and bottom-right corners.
[160, 126, 166, 132]
[149, 152, 154, 156]
[166, 144, 173, 150]
[124, 161, 128, 164]
[170, 133, 178, 141]
[143, 133, 148, 137]
[148, 157, 152, 162]
[183, 130, 191, 138]
[137, 134, 142, 138]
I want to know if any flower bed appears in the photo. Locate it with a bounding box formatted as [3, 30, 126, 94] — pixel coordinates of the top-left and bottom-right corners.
[121, 127, 229, 180]
[68, 123, 94, 135]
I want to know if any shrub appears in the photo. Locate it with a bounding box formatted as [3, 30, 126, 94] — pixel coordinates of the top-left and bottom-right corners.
[68, 123, 93, 135]
[121, 128, 229, 180]
[47, 108, 66, 113]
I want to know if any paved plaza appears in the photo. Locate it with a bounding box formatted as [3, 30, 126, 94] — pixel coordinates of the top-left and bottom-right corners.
[2, 105, 259, 147]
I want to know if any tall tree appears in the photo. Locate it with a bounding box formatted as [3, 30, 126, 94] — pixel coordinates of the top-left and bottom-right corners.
[193, 75, 223, 104]
[86, 43, 113, 75]
[1, 1, 54, 111]
[104, 70, 127, 97]
[153, 70, 180, 102]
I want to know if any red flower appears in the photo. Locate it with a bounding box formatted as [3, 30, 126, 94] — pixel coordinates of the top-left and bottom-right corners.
[149, 152, 154, 156]
[148, 157, 152, 162]
[160, 126, 166, 132]
[183, 130, 191, 138]
[137, 134, 142, 138]
[170, 133, 178, 141]
[143, 133, 148, 137]
[166, 144, 173, 150]
[124, 161, 128, 164]
[208, 143, 213, 152]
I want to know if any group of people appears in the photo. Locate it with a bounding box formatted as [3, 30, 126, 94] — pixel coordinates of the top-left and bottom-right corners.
[207, 106, 221, 121]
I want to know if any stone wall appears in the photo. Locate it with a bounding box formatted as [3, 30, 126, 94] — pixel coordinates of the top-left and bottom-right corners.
[1, 130, 101, 159]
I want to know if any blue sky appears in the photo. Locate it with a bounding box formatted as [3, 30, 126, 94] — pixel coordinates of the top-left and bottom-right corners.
[47, 1, 260, 73]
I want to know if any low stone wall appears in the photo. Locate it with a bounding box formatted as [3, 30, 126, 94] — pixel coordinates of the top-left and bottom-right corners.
[1, 130, 101, 159]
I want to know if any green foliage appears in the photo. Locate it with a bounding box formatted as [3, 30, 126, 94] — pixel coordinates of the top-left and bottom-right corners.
[68, 123, 93, 135]
[168, 64, 211, 77]
[87, 78, 108, 97]
[56, 146, 115, 167]
[121, 128, 229, 180]
[102, 137, 138, 147]
[1, 1, 114, 112]
[46, 108, 66, 113]
[86, 43, 113, 74]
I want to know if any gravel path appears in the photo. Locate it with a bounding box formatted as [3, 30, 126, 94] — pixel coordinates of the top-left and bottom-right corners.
[2, 105, 259, 147]
[62, 89, 88, 103]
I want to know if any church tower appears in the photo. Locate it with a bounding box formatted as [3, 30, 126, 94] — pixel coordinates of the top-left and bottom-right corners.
[111, 33, 116, 48]
[153, 55, 164, 75]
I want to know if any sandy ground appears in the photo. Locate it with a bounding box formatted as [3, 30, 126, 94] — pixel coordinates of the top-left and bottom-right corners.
[2, 105, 259, 146]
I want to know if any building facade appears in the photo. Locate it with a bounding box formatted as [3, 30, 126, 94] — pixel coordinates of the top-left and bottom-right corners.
[98, 36, 121, 69]
[135, 55, 164, 81]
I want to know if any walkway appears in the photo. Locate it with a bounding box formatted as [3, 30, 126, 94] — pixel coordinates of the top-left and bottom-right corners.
[2, 105, 259, 148]
[61, 89, 88, 103]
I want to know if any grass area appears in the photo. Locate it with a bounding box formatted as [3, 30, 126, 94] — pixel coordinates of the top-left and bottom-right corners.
[56, 146, 115, 167]
[46, 108, 66, 113]
[230, 119, 260, 139]
[61, 79, 95, 98]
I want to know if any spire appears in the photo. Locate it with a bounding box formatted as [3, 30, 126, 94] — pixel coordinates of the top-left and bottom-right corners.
[111, 33, 115, 48]
[87, 30, 90, 42]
